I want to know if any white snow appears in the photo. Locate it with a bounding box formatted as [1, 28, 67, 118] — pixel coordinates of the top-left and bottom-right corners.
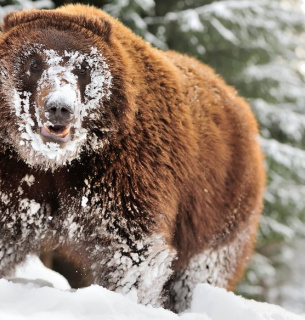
[170, 9, 204, 32]
[0, 255, 303, 320]
[209, 17, 239, 44]
[9, 255, 70, 291]
[261, 138, 305, 173]
[21, 174, 35, 187]
[81, 196, 88, 207]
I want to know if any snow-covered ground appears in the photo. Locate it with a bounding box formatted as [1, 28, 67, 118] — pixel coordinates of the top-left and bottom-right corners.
[0, 255, 303, 320]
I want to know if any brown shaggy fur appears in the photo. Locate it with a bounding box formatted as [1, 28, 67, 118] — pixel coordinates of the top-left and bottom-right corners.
[0, 4, 265, 312]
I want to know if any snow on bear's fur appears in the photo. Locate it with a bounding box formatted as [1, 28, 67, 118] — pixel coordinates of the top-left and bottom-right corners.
[0, 4, 265, 313]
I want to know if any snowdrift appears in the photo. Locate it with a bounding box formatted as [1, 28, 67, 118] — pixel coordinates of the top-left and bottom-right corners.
[0, 256, 303, 320]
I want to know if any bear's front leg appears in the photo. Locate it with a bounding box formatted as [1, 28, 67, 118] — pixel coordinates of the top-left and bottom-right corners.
[0, 208, 43, 278]
[87, 233, 176, 307]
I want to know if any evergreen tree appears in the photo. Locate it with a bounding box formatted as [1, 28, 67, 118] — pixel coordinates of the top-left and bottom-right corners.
[104, 0, 165, 48]
[0, 0, 54, 19]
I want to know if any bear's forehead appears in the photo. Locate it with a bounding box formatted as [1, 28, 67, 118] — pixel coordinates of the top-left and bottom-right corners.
[30, 48, 91, 65]
[14, 45, 101, 71]
[7, 27, 96, 62]
[21, 26, 93, 50]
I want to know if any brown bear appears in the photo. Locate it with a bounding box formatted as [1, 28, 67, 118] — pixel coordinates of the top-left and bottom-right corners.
[0, 4, 265, 313]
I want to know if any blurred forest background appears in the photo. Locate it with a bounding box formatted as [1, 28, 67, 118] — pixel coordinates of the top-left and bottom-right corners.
[1, 0, 305, 314]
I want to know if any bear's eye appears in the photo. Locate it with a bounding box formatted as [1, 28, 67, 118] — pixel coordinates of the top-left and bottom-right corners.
[30, 60, 42, 73]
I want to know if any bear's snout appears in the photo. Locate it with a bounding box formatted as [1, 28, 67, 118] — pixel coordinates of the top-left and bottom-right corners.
[45, 100, 74, 124]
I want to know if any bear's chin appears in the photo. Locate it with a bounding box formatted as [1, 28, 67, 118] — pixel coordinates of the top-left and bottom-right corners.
[13, 128, 88, 171]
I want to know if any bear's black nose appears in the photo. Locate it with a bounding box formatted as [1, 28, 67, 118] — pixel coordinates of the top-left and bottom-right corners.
[45, 101, 74, 123]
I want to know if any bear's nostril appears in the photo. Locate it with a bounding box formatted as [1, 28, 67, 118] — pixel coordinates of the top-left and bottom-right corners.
[45, 102, 74, 122]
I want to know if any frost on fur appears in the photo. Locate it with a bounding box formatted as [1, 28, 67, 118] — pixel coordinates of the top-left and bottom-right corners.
[8, 46, 112, 170]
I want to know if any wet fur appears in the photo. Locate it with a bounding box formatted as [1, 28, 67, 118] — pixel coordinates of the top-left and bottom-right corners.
[0, 5, 265, 312]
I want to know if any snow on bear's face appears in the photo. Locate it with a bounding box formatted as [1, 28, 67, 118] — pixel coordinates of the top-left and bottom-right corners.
[1, 39, 112, 170]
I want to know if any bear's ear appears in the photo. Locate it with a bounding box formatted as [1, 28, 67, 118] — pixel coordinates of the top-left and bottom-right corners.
[1, 11, 27, 32]
[2, 10, 111, 42]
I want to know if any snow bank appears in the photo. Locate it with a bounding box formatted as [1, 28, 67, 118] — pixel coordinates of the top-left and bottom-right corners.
[191, 285, 304, 320]
[0, 256, 303, 320]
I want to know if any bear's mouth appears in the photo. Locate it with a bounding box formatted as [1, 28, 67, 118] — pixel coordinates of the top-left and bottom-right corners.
[41, 125, 71, 143]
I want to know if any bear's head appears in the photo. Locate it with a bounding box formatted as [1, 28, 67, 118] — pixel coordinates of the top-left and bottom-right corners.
[0, 9, 130, 170]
